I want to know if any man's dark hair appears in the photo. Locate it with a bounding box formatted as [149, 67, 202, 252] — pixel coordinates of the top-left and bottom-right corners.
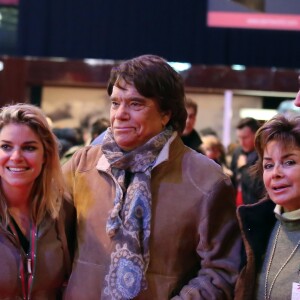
[236, 117, 261, 133]
[90, 118, 110, 141]
[185, 98, 198, 115]
[107, 54, 187, 133]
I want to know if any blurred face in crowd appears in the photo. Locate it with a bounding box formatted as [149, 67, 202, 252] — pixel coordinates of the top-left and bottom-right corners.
[263, 140, 300, 211]
[295, 91, 300, 107]
[110, 79, 171, 151]
[202, 145, 221, 161]
[294, 75, 300, 107]
[0, 123, 44, 195]
[182, 107, 196, 136]
[201, 136, 222, 161]
[236, 126, 256, 153]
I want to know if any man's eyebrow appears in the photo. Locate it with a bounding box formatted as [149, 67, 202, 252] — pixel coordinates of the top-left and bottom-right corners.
[129, 97, 147, 102]
[109, 96, 147, 102]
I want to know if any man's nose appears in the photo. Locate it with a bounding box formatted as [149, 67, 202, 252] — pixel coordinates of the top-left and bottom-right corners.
[115, 103, 130, 119]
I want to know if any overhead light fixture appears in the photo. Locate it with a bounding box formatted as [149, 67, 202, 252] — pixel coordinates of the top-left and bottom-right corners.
[168, 62, 192, 72]
[231, 64, 246, 71]
[84, 58, 115, 66]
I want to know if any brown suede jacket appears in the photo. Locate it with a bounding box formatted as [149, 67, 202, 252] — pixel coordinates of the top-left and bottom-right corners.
[0, 200, 75, 299]
[63, 135, 241, 300]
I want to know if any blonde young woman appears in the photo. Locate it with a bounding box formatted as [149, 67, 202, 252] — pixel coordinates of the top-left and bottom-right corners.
[0, 103, 74, 299]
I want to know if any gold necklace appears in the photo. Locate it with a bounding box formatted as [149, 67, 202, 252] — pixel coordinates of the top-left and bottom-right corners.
[265, 224, 300, 300]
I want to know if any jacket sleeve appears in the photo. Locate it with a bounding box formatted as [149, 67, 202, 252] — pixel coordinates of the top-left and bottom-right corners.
[62, 148, 79, 204]
[172, 178, 242, 300]
[62, 145, 98, 201]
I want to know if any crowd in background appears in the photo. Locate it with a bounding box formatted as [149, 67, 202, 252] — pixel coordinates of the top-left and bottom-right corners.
[49, 99, 299, 211]
[50, 97, 267, 208]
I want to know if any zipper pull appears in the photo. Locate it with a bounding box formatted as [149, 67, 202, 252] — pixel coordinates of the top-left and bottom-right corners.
[27, 258, 32, 274]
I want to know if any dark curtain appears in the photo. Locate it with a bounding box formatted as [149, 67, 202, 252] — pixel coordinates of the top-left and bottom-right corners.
[17, 0, 300, 68]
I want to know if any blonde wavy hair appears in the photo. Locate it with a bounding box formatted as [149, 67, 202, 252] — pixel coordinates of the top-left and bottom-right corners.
[0, 103, 65, 226]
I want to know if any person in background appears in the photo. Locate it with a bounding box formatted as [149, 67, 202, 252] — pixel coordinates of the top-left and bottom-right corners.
[63, 54, 241, 299]
[181, 98, 203, 151]
[201, 134, 233, 178]
[295, 94, 300, 107]
[226, 142, 239, 168]
[0, 103, 74, 299]
[89, 117, 110, 144]
[293, 74, 300, 107]
[235, 114, 300, 300]
[230, 117, 265, 206]
[52, 127, 83, 158]
[199, 126, 218, 138]
[60, 117, 109, 165]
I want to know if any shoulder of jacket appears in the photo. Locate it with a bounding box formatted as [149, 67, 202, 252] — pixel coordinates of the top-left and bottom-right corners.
[70, 145, 103, 172]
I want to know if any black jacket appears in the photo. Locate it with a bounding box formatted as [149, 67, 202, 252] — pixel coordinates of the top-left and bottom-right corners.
[230, 147, 265, 204]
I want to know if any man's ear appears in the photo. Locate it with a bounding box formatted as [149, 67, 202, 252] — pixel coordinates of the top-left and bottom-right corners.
[161, 111, 171, 127]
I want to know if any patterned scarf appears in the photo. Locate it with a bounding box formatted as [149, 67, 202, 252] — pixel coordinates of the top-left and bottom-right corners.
[101, 126, 173, 299]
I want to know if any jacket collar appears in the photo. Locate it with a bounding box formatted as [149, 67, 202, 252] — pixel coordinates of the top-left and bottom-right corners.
[96, 132, 178, 172]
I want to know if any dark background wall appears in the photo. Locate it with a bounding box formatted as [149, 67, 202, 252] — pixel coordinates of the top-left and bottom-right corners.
[17, 0, 300, 69]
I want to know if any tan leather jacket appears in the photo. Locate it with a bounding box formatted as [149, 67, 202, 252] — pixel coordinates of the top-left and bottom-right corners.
[0, 200, 74, 299]
[63, 136, 241, 300]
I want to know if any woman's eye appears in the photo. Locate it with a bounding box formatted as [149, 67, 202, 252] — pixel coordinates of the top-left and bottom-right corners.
[0, 144, 12, 151]
[23, 146, 37, 152]
[263, 163, 273, 170]
[284, 160, 295, 166]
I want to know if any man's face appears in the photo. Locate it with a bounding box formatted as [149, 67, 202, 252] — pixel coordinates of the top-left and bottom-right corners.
[182, 107, 196, 136]
[110, 80, 171, 151]
[236, 126, 256, 153]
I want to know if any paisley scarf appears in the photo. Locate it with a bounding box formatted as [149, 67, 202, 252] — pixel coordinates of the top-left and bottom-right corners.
[102, 126, 173, 299]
